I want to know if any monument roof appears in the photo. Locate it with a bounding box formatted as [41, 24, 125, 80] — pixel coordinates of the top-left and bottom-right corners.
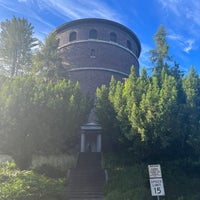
[81, 122, 102, 131]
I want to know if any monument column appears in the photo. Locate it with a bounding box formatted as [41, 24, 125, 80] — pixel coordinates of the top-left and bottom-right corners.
[80, 132, 85, 152]
[97, 133, 102, 152]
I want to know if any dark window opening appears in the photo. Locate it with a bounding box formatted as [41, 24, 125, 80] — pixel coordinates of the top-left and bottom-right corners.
[90, 49, 96, 58]
[69, 31, 77, 41]
[110, 32, 117, 42]
[89, 29, 98, 39]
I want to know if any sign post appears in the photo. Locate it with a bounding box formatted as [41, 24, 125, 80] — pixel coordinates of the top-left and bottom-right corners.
[148, 164, 165, 199]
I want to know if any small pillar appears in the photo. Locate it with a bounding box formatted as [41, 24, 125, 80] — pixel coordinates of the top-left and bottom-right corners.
[97, 134, 102, 152]
[80, 133, 85, 152]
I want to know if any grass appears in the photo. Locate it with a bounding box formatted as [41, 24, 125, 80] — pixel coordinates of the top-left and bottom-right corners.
[103, 153, 200, 200]
[1, 154, 200, 200]
[105, 165, 151, 200]
[0, 161, 67, 200]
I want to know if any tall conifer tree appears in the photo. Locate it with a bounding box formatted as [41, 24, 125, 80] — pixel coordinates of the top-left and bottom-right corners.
[0, 16, 37, 76]
[32, 32, 64, 80]
[149, 25, 169, 78]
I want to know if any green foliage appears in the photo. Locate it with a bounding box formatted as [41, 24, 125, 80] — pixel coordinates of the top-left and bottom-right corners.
[0, 75, 92, 169]
[103, 153, 151, 200]
[32, 32, 64, 80]
[0, 161, 66, 200]
[33, 163, 67, 178]
[104, 154, 200, 200]
[95, 30, 200, 200]
[105, 166, 150, 200]
[96, 64, 200, 161]
[182, 67, 200, 156]
[0, 16, 37, 76]
[149, 25, 169, 76]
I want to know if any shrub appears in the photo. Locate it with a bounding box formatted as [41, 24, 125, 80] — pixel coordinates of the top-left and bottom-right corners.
[0, 161, 66, 200]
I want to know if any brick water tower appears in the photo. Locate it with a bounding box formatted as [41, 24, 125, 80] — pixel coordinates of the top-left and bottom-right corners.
[55, 19, 141, 198]
[55, 18, 141, 95]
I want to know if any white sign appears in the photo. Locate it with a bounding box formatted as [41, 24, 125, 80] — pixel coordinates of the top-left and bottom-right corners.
[150, 178, 165, 196]
[148, 164, 162, 178]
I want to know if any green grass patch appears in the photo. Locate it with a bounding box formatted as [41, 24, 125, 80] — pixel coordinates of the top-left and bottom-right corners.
[104, 154, 200, 200]
[0, 161, 66, 200]
[105, 165, 151, 200]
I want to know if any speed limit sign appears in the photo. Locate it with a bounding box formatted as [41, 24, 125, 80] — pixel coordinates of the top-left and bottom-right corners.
[150, 178, 165, 196]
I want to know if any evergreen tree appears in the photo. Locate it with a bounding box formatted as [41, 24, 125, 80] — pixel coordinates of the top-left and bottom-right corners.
[32, 32, 64, 80]
[0, 16, 37, 76]
[182, 67, 200, 156]
[149, 25, 183, 82]
[0, 76, 91, 169]
[149, 25, 169, 76]
[123, 66, 138, 118]
[139, 74, 160, 144]
[95, 26, 200, 161]
[96, 84, 120, 151]
[158, 69, 180, 151]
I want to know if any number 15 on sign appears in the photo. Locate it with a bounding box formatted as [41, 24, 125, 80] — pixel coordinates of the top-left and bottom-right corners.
[150, 178, 165, 196]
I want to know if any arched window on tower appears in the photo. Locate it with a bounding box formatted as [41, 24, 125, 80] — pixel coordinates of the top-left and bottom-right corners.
[127, 40, 132, 50]
[69, 31, 77, 42]
[110, 32, 117, 42]
[89, 29, 98, 39]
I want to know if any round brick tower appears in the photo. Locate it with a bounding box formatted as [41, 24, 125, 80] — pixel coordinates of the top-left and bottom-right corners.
[55, 18, 141, 95]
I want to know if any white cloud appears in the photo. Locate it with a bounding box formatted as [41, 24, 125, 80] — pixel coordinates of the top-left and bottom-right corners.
[185, 1, 200, 26]
[0, 0, 124, 41]
[168, 32, 195, 53]
[157, 0, 200, 27]
[1, 0, 121, 29]
[167, 33, 182, 41]
[0, 1, 54, 29]
[158, 0, 181, 16]
[38, 0, 121, 22]
[183, 39, 195, 53]
[0, 1, 22, 14]
[157, 0, 200, 54]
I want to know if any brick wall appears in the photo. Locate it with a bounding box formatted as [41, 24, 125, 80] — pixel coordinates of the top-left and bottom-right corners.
[68, 69, 126, 95]
[55, 18, 141, 95]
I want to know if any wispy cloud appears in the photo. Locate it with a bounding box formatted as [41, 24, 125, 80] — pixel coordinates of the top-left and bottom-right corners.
[0, 0, 124, 41]
[185, 1, 200, 26]
[168, 32, 195, 53]
[158, 0, 181, 16]
[157, 0, 200, 53]
[183, 39, 195, 53]
[157, 0, 200, 27]
[0, 1, 55, 29]
[0, 1, 23, 15]
[37, 0, 122, 22]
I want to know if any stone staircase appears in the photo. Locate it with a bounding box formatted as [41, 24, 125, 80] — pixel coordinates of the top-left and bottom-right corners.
[67, 152, 106, 200]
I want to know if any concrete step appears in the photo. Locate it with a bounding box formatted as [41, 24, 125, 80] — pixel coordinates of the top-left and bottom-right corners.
[68, 197, 104, 200]
[67, 152, 105, 200]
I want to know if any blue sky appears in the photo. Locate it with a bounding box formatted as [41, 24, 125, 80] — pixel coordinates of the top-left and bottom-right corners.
[0, 0, 199, 74]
